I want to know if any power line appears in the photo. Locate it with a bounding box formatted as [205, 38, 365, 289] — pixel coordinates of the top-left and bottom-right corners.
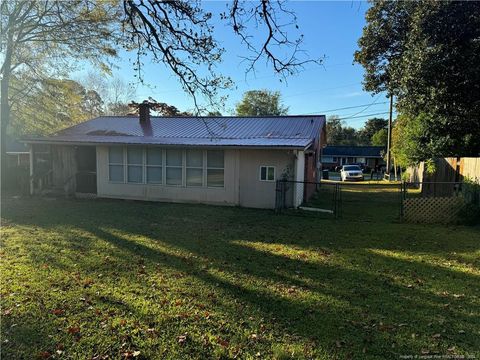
[344, 94, 383, 118]
[301, 101, 388, 114]
[298, 110, 391, 120]
[335, 111, 391, 121]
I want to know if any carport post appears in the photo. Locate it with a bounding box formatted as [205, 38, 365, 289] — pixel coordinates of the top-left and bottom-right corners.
[29, 143, 34, 195]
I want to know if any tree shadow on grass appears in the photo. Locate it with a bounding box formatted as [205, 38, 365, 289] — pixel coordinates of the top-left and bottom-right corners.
[2, 198, 480, 358]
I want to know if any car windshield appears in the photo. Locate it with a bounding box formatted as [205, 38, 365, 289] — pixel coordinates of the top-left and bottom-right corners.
[343, 165, 361, 171]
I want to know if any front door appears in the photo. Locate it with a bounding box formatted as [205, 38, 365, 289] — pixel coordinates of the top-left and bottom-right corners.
[75, 146, 97, 193]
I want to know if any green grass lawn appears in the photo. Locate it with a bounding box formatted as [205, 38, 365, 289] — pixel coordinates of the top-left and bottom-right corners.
[1, 195, 479, 359]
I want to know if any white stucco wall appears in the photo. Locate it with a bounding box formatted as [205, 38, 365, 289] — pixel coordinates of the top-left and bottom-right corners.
[238, 149, 295, 209]
[96, 146, 296, 209]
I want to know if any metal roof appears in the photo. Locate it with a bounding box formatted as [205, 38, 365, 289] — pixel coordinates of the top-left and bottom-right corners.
[23, 115, 325, 149]
[323, 145, 385, 157]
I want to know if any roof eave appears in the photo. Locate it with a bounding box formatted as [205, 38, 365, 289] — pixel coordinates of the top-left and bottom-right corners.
[22, 138, 310, 151]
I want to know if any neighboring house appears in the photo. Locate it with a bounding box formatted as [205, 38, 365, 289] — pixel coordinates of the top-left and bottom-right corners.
[6, 136, 30, 168]
[321, 145, 385, 170]
[23, 105, 326, 209]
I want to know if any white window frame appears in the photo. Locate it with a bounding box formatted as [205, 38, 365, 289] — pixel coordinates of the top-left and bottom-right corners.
[186, 149, 204, 187]
[108, 146, 125, 183]
[206, 150, 225, 188]
[126, 147, 145, 184]
[259, 166, 276, 182]
[146, 147, 163, 184]
[165, 148, 184, 187]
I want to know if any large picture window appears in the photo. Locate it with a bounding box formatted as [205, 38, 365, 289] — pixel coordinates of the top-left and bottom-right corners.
[207, 150, 224, 187]
[146, 148, 162, 184]
[108, 147, 225, 188]
[166, 149, 183, 185]
[127, 147, 144, 183]
[186, 149, 203, 187]
[109, 147, 124, 182]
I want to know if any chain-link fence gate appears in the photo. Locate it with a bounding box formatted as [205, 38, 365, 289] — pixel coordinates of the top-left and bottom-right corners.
[275, 180, 403, 222]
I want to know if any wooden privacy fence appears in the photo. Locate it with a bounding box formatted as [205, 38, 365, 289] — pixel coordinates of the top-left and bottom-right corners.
[407, 157, 480, 185]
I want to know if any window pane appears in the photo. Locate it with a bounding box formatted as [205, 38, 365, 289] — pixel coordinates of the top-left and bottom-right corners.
[109, 147, 123, 164]
[207, 150, 224, 168]
[166, 167, 182, 185]
[128, 165, 143, 183]
[260, 166, 266, 180]
[268, 167, 275, 181]
[186, 149, 203, 167]
[166, 149, 183, 166]
[147, 167, 162, 183]
[127, 147, 143, 164]
[207, 169, 224, 187]
[109, 165, 124, 182]
[147, 148, 162, 166]
[186, 168, 203, 186]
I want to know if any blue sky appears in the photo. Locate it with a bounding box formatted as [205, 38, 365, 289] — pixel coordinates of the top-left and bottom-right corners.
[101, 1, 390, 128]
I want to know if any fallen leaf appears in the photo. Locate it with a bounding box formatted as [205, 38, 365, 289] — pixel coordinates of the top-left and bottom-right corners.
[217, 338, 229, 347]
[38, 351, 52, 359]
[432, 333, 441, 339]
[51, 309, 65, 316]
[178, 335, 187, 344]
[3, 309, 12, 316]
[82, 278, 94, 288]
[67, 326, 80, 334]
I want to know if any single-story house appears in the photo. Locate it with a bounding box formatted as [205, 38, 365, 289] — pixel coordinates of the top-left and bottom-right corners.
[23, 106, 326, 209]
[321, 145, 385, 170]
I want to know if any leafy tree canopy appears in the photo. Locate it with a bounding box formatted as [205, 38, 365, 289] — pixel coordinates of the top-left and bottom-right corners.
[326, 116, 358, 146]
[9, 78, 102, 136]
[358, 118, 387, 145]
[355, 0, 480, 162]
[371, 128, 388, 147]
[236, 90, 288, 116]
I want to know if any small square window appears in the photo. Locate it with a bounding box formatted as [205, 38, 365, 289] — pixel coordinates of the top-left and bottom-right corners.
[260, 166, 275, 181]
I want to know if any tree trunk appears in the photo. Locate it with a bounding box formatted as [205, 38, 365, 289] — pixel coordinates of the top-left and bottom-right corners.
[1, 32, 13, 190]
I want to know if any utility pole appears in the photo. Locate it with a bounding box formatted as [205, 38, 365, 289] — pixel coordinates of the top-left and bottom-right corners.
[385, 94, 393, 181]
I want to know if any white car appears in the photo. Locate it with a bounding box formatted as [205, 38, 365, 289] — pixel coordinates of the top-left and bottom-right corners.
[340, 165, 364, 182]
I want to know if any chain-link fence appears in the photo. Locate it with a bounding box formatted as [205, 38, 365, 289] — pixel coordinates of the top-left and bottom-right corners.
[276, 179, 479, 224]
[275, 180, 339, 216]
[339, 182, 403, 222]
[276, 180, 402, 221]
